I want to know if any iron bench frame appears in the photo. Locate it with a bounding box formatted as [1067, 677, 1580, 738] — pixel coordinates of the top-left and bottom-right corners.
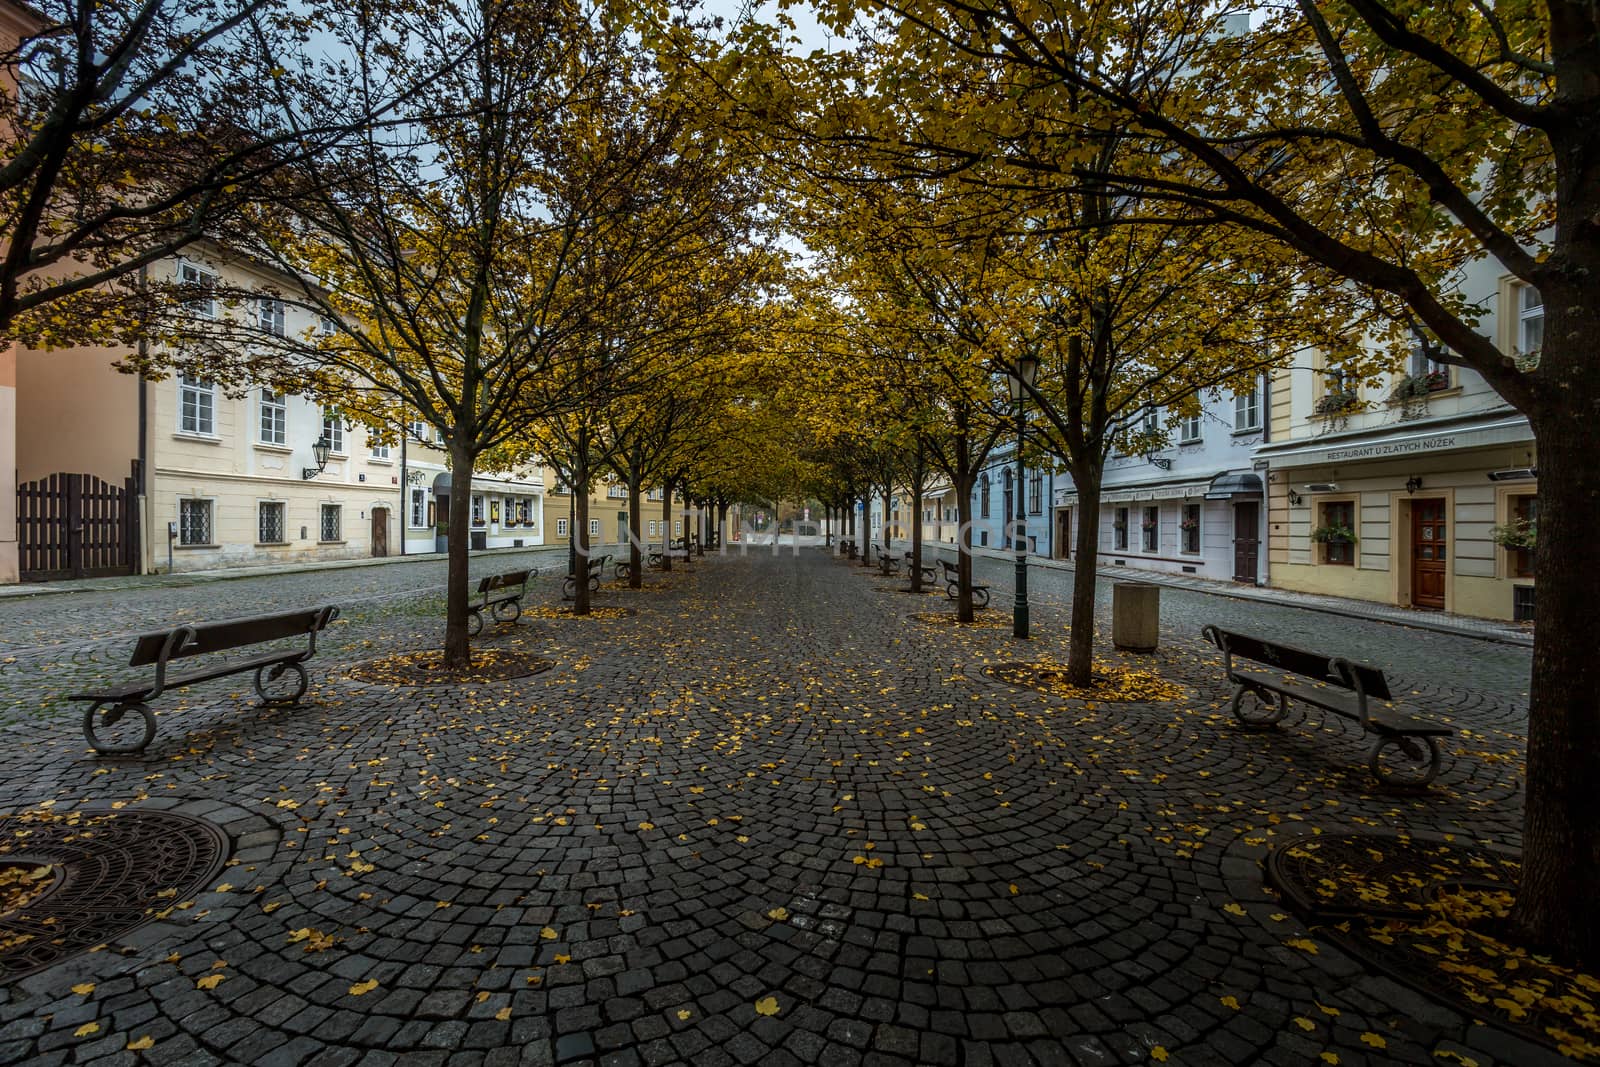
[1201, 624, 1451, 787]
[563, 555, 610, 599]
[468, 569, 531, 635]
[939, 558, 991, 608]
[68, 605, 340, 755]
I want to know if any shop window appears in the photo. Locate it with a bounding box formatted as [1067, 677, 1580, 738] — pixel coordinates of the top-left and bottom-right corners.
[1318, 500, 1355, 565]
[471, 495, 486, 526]
[1511, 494, 1538, 578]
[1181, 503, 1201, 555]
[409, 488, 429, 529]
[1141, 506, 1159, 552]
[1114, 506, 1129, 550]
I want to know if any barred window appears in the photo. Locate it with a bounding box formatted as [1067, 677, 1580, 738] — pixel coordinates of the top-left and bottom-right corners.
[319, 504, 341, 542]
[179, 499, 212, 545]
[258, 501, 286, 543]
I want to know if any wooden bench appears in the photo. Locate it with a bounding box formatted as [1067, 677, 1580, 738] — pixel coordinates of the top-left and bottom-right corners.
[939, 559, 990, 607]
[468, 569, 530, 635]
[562, 554, 610, 599]
[877, 553, 900, 577]
[838, 539, 856, 559]
[1201, 625, 1452, 786]
[67, 606, 340, 755]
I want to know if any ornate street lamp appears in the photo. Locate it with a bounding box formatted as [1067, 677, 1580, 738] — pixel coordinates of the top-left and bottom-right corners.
[302, 435, 332, 480]
[1008, 355, 1040, 639]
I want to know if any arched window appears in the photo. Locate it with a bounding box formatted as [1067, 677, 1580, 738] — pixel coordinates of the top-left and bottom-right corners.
[979, 474, 991, 519]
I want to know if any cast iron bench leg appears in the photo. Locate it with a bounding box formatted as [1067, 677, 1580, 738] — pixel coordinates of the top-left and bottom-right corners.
[83, 701, 157, 755]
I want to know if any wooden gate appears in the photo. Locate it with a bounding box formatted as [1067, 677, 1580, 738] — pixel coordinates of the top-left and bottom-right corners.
[17, 463, 141, 580]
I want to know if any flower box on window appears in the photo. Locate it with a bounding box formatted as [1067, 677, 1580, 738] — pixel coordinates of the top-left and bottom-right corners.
[1491, 519, 1536, 550]
[1314, 390, 1360, 416]
[1178, 517, 1200, 532]
[1140, 519, 1158, 532]
[1309, 524, 1356, 545]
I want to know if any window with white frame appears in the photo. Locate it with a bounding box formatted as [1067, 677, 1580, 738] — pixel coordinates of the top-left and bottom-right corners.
[257, 297, 285, 336]
[471, 495, 485, 526]
[1233, 384, 1261, 431]
[178, 261, 217, 317]
[178, 499, 213, 545]
[409, 488, 429, 528]
[1141, 407, 1159, 435]
[674, 519, 682, 535]
[1519, 285, 1544, 359]
[258, 501, 286, 543]
[258, 389, 286, 445]
[1141, 505, 1159, 552]
[1179, 414, 1202, 444]
[318, 316, 338, 338]
[588, 518, 600, 537]
[179, 376, 215, 435]
[319, 504, 342, 542]
[321, 407, 344, 453]
[408, 418, 428, 442]
[979, 474, 991, 519]
[1408, 336, 1451, 391]
[556, 518, 569, 538]
[608, 483, 626, 499]
[370, 436, 390, 460]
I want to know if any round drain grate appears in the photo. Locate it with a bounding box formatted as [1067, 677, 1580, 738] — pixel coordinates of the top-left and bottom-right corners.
[0, 807, 230, 983]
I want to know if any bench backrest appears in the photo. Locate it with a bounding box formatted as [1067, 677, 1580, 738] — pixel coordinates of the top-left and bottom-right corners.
[477, 569, 530, 594]
[1201, 625, 1392, 700]
[940, 558, 959, 576]
[128, 606, 339, 666]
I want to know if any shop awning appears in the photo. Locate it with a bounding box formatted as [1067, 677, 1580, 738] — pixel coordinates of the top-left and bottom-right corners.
[430, 472, 543, 495]
[1255, 413, 1532, 469]
[1204, 472, 1264, 500]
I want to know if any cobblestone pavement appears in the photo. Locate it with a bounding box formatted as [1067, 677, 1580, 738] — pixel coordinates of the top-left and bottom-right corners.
[0, 548, 1546, 1067]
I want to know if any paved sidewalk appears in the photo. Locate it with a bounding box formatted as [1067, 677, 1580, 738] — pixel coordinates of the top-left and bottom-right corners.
[0, 551, 1540, 1067]
[882, 540, 1534, 647]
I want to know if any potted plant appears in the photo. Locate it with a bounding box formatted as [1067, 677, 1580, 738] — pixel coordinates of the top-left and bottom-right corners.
[1491, 518, 1536, 550]
[1388, 370, 1449, 405]
[1179, 515, 1200, 533]
[1310, 523, 1357, 545]
[1140, 517, 1158, 532]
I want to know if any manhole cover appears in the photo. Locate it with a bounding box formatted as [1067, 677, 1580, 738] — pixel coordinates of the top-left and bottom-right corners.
[0, 807, 230, 983]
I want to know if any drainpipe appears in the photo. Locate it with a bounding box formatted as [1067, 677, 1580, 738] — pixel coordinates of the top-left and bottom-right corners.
[136, 265, 149, 574]
[399, 422, 407, 556]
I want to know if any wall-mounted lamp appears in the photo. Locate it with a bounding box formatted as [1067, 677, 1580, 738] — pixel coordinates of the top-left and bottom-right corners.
[302, 435, 332, 480]
[1405, 475, 1423, 495]
[1148, 456, 1173, 471]
[1287, 489, 1303, 507]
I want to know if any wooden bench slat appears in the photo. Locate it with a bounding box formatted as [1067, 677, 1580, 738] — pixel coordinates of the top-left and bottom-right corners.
[127, 609, 329, 666]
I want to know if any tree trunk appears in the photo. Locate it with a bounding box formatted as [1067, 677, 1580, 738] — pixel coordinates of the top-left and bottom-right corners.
[1065, 459, 1104, 687]
[882, 486, 893, 556]
[1513, 395, 1600, 966]
[627, 478, 643, 589]
[442, 437, 475, 669]
[660, 479, 674, 572]
[956, 466, 975, 623]
[909, 479, 925, 594]
[718, 501, 729, 550]
[697, 499, 707, 556]
[573, 485, 592, 616]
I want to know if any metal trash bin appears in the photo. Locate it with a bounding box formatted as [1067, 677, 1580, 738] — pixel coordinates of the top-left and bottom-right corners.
[1112, 582, 1160, 653]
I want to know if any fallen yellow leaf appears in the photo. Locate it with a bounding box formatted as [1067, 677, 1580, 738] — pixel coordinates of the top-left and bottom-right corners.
[71, 983, 95, 996]
[540, 927, 558, 940]
[1359, 1032, 1386, 1049]
[494, 1007, 512, 1022]
[677, 1009, 692, 1020]
[73, 1022, 99, 1038]
[127, 1036, 154, 1051]
[195, 975, 225, 991]
[766, 907, 788, 921]
[348, 979, 379, 996]
[754, 996, 780, 1016]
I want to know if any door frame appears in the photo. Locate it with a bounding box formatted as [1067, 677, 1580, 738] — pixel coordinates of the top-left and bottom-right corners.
[1389, 489, 1454, 612]
[1054, 506, 1071, 559]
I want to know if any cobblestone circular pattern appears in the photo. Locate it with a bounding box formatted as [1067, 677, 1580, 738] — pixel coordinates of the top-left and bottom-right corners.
[344, 648, 556, 686]
[0, 808, 229, 983]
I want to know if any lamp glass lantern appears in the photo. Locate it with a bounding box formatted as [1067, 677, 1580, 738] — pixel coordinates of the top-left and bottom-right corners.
[1008, 355, 1040, 401]
[303, 435, 333, 480]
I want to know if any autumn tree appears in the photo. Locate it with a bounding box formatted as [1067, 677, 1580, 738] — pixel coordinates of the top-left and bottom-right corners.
[0, 0, 435, 349]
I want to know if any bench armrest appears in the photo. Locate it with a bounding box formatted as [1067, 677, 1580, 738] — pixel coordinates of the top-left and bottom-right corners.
[149, 625, 198, 700]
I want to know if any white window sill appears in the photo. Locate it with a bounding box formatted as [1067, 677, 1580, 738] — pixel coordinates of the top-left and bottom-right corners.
[174, 432, 221, 444]
[254, 442, 293, 453]
[369, 457, 394, 465]
[318, 539, 346, 545]
[1232, 426, 1262, 436]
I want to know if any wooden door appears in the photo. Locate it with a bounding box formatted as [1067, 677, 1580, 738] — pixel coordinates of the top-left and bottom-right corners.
[1411, 499, 1446, 609]
[371, 507, 388, 557]
[1055, 509, 1071, 559]
[1232, 501, 1260, 584]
